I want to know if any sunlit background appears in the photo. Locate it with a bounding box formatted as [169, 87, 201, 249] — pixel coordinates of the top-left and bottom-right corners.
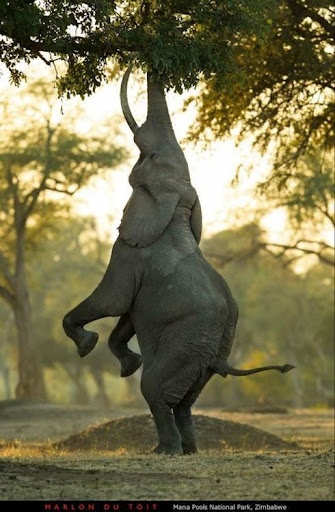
[0, 63, 333, 410]
[74, 79, 284, 240]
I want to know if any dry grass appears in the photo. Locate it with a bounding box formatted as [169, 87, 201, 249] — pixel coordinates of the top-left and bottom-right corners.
[0, 403, 333, 501]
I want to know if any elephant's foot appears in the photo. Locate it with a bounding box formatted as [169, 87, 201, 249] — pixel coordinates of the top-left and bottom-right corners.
[182, 443, 198, 455]
[77, 331, 99, 358]
[152, 443, 183, 455]
[120, 353, 143, 377]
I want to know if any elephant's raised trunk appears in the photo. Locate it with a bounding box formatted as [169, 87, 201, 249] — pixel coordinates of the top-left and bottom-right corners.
[215, 360, 295, 378]
[120, 65, 184, 154]
[145, 78, 179, 144]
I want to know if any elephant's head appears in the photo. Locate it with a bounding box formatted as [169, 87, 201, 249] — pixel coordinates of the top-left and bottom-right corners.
[120, 65, 190, 183]
[119, 66, 201, 248]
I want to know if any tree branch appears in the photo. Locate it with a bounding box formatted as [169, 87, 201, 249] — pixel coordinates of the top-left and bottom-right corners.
[0, 284, 15, 308]
[262, 240, 335, 266]
[23, 123, 57, 222]
[44, 184, 80, 195]
[0, 251, 15, 290]
[287, 0, 335, 39]
[0, 27, 133, 59]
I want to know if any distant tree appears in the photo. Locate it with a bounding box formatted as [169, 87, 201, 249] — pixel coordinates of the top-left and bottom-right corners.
[0, 79, 127, 400]
[201, 223, 264, 266]
[1, 0, 272, 95]
[0, 304, 15, 399]
[257, 148, 334, 266]
[200, 224, 334, 408]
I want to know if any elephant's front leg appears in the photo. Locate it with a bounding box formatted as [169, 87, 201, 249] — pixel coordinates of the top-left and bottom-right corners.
[63, 297, 102, 357]
[63, 241, 138, 357]
[108, 314, 142, 377]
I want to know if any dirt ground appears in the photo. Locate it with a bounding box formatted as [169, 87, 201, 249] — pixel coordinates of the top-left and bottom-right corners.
[0, 401, 334, 503]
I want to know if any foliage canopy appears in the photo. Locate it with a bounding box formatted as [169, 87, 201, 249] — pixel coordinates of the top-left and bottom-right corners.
[1, 0, 272, 95]
[189, 1, 334, 168]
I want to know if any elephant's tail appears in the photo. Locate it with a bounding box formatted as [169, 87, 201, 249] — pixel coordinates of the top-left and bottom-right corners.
[214, 360, 295, 378]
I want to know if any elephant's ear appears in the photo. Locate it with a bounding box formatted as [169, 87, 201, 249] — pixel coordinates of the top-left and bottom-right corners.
[119, 185, 180, 247]
[190, 196, 202, 244]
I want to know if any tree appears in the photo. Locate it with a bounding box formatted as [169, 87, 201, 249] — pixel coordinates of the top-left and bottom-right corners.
[0, 78, 127, 400]
[1, 0, 272, 95]
[200, 224, 334, 408]
[2, 2, 333, 257]
[257, 147, 334, 267]
[0, 303, 15, 399]
[189, 0, 334, 264]
[190, 1, 334, 166]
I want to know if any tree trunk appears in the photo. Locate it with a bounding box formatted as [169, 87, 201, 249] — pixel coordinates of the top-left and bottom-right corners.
[14, 286, 47, 400]
[65, 365, 90, 405]
[90, 367, 110, 407]
[1, 314, 13, 398]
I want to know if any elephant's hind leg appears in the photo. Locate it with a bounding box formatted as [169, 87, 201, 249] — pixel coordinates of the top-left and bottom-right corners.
[173, 403, 197, 454]
[151, 406, 183, 455]
[173, 369, 213, 454]
[140, 355, 212, 455]
[141, 370, 183, 455]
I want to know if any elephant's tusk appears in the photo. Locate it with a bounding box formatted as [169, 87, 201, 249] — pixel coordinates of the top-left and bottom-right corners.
[120, 64, 139, 134]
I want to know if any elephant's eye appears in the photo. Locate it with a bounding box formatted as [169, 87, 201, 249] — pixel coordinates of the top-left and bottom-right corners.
[150, 153, 156, 159]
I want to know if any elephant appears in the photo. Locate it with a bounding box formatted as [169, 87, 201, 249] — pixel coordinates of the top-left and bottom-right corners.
[62, 66, 294, 455]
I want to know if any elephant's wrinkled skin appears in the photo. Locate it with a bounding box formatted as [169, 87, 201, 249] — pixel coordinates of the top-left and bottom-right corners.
[63, 67, 294, 455]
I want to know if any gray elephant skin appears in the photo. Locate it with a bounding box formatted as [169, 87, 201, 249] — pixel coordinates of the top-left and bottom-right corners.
[63, 67, 294, 455]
